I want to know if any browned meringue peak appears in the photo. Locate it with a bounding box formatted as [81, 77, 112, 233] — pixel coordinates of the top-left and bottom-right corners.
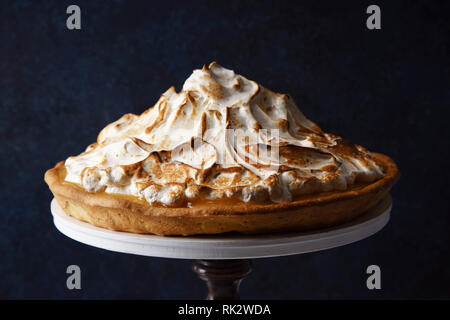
[64, 62, 384, 206]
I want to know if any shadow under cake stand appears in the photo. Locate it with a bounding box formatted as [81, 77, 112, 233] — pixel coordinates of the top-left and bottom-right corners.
[50, 195, 392, 299]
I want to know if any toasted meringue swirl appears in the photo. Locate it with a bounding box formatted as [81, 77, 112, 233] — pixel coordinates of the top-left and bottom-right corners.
[64, 62, 384, 206]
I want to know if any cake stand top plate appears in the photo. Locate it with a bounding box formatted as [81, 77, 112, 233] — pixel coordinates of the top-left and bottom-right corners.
[50, 196, 391, 259]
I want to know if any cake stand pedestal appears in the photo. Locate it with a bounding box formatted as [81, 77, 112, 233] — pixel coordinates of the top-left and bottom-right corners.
[50, 196, 392, 300]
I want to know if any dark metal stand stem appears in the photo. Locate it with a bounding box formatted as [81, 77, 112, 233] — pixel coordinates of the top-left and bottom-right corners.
[192, 259, 252, 300]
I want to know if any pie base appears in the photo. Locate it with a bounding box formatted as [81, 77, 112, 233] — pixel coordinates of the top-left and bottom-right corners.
[44, 153, 399, 236]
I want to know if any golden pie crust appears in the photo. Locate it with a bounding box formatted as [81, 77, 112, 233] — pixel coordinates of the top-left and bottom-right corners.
[45, 153, 399, 236]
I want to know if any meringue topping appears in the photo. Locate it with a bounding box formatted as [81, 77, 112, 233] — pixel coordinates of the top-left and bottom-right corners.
[64, 62, 384, 206]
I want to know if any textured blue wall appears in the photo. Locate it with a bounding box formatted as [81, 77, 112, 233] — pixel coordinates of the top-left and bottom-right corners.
[1, 0, 449, 299]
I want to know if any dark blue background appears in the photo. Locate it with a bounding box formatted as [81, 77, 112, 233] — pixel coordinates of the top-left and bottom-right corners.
[1, 0, 449, 299]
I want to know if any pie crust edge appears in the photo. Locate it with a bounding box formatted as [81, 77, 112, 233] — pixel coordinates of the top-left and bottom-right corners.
[44, 153, 399, 235]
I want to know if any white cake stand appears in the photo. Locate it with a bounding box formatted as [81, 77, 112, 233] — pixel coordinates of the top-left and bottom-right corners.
[50, 195, 392, 299]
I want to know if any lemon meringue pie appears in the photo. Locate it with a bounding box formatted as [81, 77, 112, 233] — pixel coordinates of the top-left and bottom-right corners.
[45, 62, 399, 235]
